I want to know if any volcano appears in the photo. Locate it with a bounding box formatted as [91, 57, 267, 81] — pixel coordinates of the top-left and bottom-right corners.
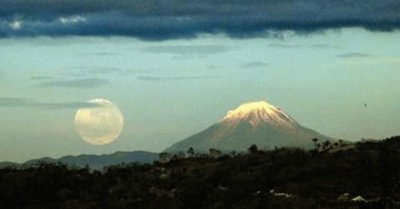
[165, 101, 333, 152]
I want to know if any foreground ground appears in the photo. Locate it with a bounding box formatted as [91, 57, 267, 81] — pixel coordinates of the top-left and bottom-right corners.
[1, 136, 400, 209]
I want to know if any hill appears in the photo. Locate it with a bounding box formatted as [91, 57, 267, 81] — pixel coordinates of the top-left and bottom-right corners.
[1, 136, 400, 209]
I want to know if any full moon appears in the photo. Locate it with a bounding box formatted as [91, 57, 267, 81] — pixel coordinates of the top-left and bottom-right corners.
[74, 99, 124, 145]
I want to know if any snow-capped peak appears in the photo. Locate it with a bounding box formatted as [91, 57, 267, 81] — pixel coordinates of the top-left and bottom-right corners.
[222, 101, 298, 128]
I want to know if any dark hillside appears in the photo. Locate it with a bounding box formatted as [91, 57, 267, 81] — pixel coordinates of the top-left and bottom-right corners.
[1, 136, 400, 209]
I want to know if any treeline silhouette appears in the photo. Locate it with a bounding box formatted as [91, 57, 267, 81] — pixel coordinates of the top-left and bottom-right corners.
[1, 136, 400, 209]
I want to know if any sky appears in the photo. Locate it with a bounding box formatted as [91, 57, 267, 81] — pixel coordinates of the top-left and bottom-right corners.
[0, 0, 400, 162]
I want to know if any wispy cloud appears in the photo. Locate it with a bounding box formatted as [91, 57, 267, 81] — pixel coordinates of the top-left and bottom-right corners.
[30, 76, 54, 80]
[0, 97, 99, 109]
[42, 102, 100, 109]
[310, 44, 338, 49]
[0, 97, 34, 107]
[1, 0, 398, 40]
[142, 45, 231, 55]
[63, 66, 129, 78]
[337, 53, 373, 58]
[68, 66, 122, 75]
[339, 56, 400, 65]
[136, 75, 215, 81]
[79, 52, 120, 57]
[239, 62, 269, 69]
[269, 43, 301, 48]
[37, 78, 109, 88]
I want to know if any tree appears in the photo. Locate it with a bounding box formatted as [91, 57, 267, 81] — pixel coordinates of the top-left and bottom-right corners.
[338, 139, 344, 147]
[209, 148, 222, 158]
[322, 140, 332, 151]
[187, 147, 195, 158]
[333, 142, 339, 148]
[316, 143, 321, 151]
[248, 144, 258, 154]
[312, 138, 319, 150]
[159, 152, 171, 163]
[177, 151, 185, 158]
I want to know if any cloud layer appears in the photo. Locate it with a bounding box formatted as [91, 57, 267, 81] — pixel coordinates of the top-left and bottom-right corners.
[240, 62, 269, 69]
[142, 45, 231, 55]
[0, 0, 399, 40]
[0, 97, 99, 109]
[337, 52, 373, 58]
[36, 78, 109, 88]
[136, 75, 215, 81]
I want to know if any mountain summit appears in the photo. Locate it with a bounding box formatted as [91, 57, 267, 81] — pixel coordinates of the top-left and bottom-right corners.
[222, 101, 299, 129]
[165, 101, 332, 152]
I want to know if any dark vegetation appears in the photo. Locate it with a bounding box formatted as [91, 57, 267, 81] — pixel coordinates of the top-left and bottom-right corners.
[1, 136, 400, 209]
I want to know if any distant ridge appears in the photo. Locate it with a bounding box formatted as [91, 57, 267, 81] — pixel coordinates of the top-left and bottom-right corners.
[0, 151, 159, 170]
[165, 101, 333, 152]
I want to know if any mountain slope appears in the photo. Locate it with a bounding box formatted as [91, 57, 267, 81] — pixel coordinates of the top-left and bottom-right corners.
[165, 101, 332, 152]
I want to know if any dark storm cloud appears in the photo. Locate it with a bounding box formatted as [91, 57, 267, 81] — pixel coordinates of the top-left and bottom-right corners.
[0, 97, 99, 109]
[136, 75, 215, 81]
[0, 0, 399, 40]
[337, 52, 373, 58]
[37, 78, 109, 88]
